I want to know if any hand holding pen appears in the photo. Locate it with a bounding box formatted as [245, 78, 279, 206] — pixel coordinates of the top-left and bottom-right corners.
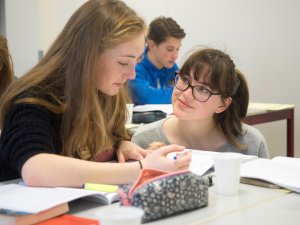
[141, 144, 191, 171]
[173, 150, 191, 160]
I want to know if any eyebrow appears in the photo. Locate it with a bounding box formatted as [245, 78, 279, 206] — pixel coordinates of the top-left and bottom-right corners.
[185, 76, 209, 87]
[118, 53, 144, 60]
[118, 54, 136, 58]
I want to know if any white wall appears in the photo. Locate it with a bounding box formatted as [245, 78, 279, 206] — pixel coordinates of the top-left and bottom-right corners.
[2, 0, 299, 157]
[4, 0, 40, 77]
[0, 0, 6, 35]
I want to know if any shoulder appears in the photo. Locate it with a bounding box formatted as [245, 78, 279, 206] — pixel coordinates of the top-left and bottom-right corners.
[2, 102, 62, 146]
[172, 63, 179, 71]
[135, 61, 151, 79]
[241, 123, 270, 158]
[4, 102, 62, 135]
[242, 124, 265, 140]
[132, 118, 166, 148]
[136, 60, 147, 71]
[133, 118, 164, 136]
[8, 102, 57, 120]
[136, 53, 151, 73]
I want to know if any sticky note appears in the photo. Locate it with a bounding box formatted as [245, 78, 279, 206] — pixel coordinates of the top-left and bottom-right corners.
[84, 183, 118, 193]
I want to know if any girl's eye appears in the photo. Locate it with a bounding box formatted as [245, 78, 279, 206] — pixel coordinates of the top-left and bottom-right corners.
[182, 77, 189, 84]
[198, 85, 210, 93]
[118, 62, 129, 66]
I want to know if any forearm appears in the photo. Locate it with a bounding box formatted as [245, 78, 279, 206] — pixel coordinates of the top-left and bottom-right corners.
[21, 153, 141, 187]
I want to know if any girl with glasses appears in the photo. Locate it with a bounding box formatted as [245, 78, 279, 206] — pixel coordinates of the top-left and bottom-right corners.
[132, 48, 269, 158]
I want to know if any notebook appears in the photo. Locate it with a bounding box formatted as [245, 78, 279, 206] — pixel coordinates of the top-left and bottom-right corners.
[240, 156, 300, 192]
[0, 183, 119, 216]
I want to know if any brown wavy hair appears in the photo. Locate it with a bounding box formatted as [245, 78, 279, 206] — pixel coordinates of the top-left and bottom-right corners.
[0, 0, 146, 159]
[147, 17, 186, 45]
[179, 48, 249, 150]
[0, 35, 14, 97]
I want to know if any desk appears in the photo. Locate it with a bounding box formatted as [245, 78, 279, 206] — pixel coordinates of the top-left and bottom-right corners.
[1, 180, 299, 224]
[244, 103, 295, 157]
[70, 184, 300, 225]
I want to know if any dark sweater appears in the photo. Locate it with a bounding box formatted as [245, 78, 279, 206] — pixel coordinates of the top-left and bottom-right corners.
[0, 103, 63, 181]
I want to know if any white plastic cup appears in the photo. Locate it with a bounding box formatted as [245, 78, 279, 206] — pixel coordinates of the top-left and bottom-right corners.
[126, 104, 134, 124]
[96, 206, 144, 225]
[213, 153, 243, 196]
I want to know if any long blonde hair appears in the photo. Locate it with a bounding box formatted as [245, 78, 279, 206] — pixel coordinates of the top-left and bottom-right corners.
[0, 0, 146, 159]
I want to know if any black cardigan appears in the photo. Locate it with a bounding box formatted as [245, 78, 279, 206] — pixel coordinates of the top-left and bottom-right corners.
[0, 102, 62, 181]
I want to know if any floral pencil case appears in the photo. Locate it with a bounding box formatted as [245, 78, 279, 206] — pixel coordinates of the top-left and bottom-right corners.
[118, 169, 209, 223]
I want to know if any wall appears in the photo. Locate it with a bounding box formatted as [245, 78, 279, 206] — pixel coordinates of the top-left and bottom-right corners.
[0, 0, 5, 35]
[1, 0, 299, 157]
[3, 0, 40, 77]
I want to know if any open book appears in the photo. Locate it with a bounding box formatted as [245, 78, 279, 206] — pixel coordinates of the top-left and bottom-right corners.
[167, 149, 258, 176]
[240, 156, 300, 193]
[0, 183, 119, 216]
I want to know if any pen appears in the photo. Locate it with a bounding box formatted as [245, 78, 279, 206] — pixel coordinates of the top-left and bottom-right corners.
[173, 151, 190, 160]
[83, 183, 118, 193]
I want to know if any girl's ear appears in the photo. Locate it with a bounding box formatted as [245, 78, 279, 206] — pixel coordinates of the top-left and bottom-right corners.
[215, 97, 232, 113]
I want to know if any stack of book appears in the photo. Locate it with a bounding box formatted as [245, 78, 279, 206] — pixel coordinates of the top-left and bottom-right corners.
[0, 203, 69, 225]
[0, 183, 120, 225]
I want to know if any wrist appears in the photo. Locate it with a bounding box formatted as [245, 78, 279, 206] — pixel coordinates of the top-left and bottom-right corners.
[137, 160, 143, 170]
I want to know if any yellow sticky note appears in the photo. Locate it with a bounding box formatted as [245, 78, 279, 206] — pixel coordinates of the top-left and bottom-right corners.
[84, 183, 118, 193]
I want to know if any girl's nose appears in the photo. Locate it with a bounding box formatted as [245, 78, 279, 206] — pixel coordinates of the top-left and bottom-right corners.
[182, 86, 194, 100]
[126, 66, 136, 80]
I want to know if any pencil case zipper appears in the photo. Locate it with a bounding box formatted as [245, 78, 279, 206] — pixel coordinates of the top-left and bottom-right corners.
[119, 169, 190, 206]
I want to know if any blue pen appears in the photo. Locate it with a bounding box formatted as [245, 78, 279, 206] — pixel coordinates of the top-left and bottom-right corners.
[173, 150, 190, 160]
[173, 152, 187, 160]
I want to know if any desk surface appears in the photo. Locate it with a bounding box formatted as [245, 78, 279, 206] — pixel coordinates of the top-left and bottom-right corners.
[69, 183, 300, 225]
[1, 180, 299, 224]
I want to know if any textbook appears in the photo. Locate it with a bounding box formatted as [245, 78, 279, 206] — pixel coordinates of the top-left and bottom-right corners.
[240, 156, 300, 193]
[0, 183, 119, 217]
[36, 214, 99, 225]
[0, 203, 69, 225]
[168, 149, 258, 176]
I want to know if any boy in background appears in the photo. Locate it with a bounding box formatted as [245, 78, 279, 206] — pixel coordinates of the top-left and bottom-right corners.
[128, 17, 185, 105]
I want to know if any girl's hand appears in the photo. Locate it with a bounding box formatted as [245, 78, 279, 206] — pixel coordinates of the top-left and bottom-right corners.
[141, 144, 191, 171]
[117, 141, 152, 163]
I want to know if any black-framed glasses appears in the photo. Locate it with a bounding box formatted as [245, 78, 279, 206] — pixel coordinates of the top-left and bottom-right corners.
[174, 72, 220, 102]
